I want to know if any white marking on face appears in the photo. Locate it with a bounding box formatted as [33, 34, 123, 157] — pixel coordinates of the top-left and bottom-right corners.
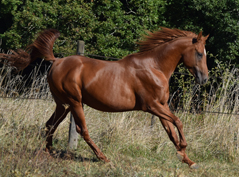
[204, 48, 206, 56]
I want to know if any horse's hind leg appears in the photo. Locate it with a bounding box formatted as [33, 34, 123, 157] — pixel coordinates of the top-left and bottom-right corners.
[159, 119, 198, 168]
[71, 103, 110, 162]
[45, 103, 70, 152]
[149, 103, 198, 168]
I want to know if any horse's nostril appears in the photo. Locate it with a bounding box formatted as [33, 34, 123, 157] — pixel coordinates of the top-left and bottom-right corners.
[203, 78, 208, 84]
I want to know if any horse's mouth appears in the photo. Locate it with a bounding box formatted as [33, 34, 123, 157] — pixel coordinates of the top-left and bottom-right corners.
[195, 71, 208, 85]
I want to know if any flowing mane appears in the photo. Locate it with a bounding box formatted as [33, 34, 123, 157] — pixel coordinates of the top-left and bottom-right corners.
[138, 27, 197, 53]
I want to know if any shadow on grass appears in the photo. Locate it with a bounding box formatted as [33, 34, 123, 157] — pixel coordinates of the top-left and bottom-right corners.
[41, 148, 100, 163]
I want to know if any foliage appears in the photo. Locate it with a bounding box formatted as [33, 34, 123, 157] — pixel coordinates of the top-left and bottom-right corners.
[165, 0, 239, 67]
[0, 0, 96, 55]
[1, 0, 239, 66]
[169, 61, 239, 113]
[0, 0, 167, 58]
[90, 0, 167, 57]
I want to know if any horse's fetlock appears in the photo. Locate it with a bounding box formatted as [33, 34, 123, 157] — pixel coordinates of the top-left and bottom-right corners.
[181, 142, 187, 148]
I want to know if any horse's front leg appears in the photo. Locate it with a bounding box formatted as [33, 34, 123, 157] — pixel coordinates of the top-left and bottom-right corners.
[70, 102, 110, 162]
[148, 102, 198, 169]
[45, 104, 70, 152]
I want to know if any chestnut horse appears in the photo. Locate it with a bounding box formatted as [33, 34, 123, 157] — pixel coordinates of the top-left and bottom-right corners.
[0, 28, 209, 168]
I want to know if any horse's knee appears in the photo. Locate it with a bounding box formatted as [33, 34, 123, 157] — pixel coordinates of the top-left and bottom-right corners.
[81, 129, 91, 141]
[175, 119, 183, 129]
[83, 134, 90, 142]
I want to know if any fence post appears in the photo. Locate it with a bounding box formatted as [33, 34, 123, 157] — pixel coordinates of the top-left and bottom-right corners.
[76, 40, 85, 55]
[150, 115, 155, 129]
[68, 40, 85, 149]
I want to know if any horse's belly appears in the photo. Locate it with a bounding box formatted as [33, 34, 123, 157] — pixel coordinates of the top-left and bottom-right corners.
[82, 89, 136, 112]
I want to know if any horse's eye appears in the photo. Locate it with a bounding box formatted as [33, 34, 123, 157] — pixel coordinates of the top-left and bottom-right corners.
[197, 52, 203, 59]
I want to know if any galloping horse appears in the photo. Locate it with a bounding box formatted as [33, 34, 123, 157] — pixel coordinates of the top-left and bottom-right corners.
[0, 27, 209, 168]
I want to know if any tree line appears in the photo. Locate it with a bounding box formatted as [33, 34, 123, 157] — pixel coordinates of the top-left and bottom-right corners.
[1, 0, 239, 68]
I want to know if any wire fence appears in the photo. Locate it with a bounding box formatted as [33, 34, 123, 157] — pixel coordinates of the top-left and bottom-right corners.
[0, 95, 237, 116]
[0, 46, 238, 116]
[0, 52, 238, 116]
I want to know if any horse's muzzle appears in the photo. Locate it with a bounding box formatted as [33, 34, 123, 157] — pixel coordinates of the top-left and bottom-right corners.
[195, 72, 208, 85]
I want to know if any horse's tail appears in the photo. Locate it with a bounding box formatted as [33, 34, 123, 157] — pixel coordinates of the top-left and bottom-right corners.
[0, 29, 60, 71]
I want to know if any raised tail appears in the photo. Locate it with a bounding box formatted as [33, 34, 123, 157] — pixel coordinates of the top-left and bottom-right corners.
[0, 29, 60, 71]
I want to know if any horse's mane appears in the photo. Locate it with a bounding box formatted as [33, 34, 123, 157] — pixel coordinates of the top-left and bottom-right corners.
[137, 27, 197, 53]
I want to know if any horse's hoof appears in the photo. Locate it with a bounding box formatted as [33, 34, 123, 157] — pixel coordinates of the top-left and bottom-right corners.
[100, 156, 110, 163]
[104, 159, 110, 163]
[102, 161, 116, 169]
[176, 152, 184, 162]
[45, 148, 51, 154]
[190, 163, 199, 169]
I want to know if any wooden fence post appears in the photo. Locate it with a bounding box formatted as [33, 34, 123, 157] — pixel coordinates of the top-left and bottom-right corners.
[76, 40, 85, 55]
[68, 40, 85, 149]
[150, 115, 155, 129]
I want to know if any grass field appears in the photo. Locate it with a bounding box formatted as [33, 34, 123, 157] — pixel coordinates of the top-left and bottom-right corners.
[0, 66, 238, 176]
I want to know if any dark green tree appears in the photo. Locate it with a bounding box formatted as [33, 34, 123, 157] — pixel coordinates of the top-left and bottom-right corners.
[165, 0, 239, 67]
[1, 0, 239, 66]
[0, 0, 96, 55]
[0, 0, 167, 58]
[90, 0, 167, 57]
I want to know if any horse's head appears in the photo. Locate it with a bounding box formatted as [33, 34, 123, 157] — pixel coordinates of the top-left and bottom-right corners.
[181, 32, 209, 85]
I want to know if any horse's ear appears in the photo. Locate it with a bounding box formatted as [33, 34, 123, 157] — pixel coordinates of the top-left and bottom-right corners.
[193, 31, 203, 44]
[197, 31, 203, 41]
[204, 34, 210, 41]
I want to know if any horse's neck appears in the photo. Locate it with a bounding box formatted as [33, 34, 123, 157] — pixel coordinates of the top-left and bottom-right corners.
[124, 38, 191, 80]
[153, 39, 191, 79]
